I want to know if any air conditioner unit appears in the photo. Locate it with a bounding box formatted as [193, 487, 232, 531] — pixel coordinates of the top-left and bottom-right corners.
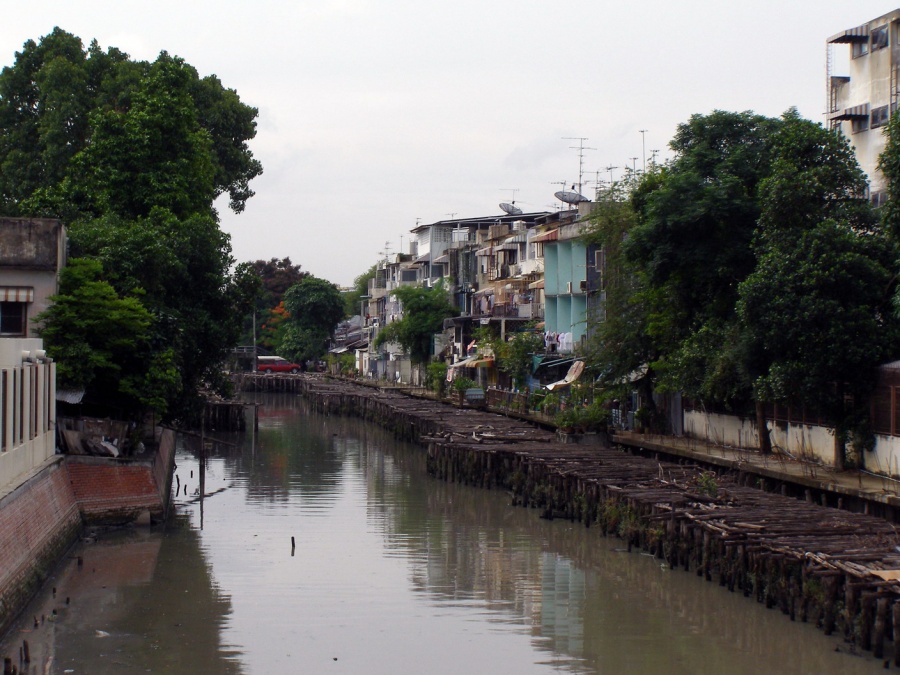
[579, 280, 588, 292]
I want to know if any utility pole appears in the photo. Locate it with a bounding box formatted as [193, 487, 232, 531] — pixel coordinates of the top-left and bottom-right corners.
[639, 129, 648, 173]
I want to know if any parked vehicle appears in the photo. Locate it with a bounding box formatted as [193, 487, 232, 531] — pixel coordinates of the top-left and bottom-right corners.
[257, 356, 302, 374]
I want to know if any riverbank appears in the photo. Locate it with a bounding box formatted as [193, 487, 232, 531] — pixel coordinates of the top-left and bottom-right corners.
[0, 429, 176, 638]
[270, 373, 900, 665]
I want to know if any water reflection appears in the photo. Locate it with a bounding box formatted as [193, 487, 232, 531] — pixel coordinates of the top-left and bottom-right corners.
[1, 393, 887, 674]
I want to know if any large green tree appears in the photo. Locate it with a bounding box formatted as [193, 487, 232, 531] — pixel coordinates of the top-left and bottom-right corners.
[1, 29, 262, 421]
[36, 259, 179, 416]
[585, 108, 900, 460]
[375, 283, 456, 365]
[735, 111, 892, 461]
[280, 276, 345, 363]
[0, 29, 261, 219]
[623, 111, 781, 411]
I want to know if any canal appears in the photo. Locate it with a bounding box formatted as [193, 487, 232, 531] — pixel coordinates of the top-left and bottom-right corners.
[0, 393, 889, 673]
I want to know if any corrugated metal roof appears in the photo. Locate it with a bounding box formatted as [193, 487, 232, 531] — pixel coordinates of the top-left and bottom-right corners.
[530, 229, 559, 244]
[827, 25, 869, 44]
[56, 389, 85, 404]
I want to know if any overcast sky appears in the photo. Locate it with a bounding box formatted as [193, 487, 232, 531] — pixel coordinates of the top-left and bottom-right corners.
[2, 1, 896, 285]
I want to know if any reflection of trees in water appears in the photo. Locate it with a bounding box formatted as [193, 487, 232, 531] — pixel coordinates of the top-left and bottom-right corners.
[341, 415, 879, 674]
[184, 392, 874, 674]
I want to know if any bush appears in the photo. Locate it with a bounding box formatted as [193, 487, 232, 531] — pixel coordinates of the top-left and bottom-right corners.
[554, 402, 610, 433]
[426, 361, 448, 395]
[451, 376, 476, 393]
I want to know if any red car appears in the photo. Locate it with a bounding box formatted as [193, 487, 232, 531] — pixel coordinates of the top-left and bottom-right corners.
[257, 356, 302, 374]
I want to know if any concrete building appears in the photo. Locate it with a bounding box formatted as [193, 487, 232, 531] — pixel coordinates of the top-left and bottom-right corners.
[827, 9, 900, 202]
[0, 338, 56, 491]
[0, 218, 66, 337]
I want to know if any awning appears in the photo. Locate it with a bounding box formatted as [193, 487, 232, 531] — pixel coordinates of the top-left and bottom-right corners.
[545, 360, 585, 391]
[448, 355, 480, 369]
[475, 246, 493, 256]
[828, 103, 870, 120]
[528, 279, 545, 290]
[530, 229, 559, 244]
[496, 242, 520, 251]
[0, 287, 34, 302]
[473, 287, 494, 296]
[414, 253, 431, 264]
[448, 355, 494, 369]
[504, 232, 527, 244]
[56, 389, 85, 404]
[432, 253, 450, 264]
[827, 25, 869, 44]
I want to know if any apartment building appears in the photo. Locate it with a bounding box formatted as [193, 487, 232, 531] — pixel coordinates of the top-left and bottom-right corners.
[827, 8, 900, 202]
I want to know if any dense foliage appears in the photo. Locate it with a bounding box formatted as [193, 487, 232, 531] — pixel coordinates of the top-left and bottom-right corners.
[375, 283, 456, 365]
[582, 109, 900, 464]
[4, 28, 262, 421]
[280, 276, 345, 363]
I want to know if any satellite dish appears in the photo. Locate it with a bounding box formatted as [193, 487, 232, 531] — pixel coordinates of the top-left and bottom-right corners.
[499, 202, 523, 215]
[554, 190, 589, 205]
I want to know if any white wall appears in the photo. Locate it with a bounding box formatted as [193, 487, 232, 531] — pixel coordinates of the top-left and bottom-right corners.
[0, 338, 56, 491]
[683, 410, 833, 465]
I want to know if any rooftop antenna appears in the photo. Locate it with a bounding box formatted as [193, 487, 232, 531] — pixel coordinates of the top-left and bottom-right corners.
[399, 233, 404, 255]
[563, 136, 595, 195]
[550, 180, 566, 210]
[586, 169, 604, 200]
[446, 213, 457, 220]
[605, 165, 618, 186]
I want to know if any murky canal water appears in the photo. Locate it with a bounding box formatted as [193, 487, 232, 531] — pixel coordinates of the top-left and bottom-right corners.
[1, 393, 891, 673]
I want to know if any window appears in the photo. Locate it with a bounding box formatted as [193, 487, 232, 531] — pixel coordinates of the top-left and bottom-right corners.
[594, 248, 607, 291]
[853, 40, 869, 58]
[0, 302, 26, 336]
[852, 116, 870, 133]
[872, 26, 889, 50]
[872, 104, 890, 128]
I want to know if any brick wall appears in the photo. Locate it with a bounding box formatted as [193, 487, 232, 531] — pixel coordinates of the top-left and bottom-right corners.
[0, 432, 176, 633]
[0, 459, 80, 635]
[67, 459, 165, 524]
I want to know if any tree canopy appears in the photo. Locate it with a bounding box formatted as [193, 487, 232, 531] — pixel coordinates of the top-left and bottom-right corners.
[3, 28, 263, 421]
[280, 276, 345, 363]
[0, 29, 261, 219]
[375, 283, 456, 365]
[582, 109, 900, 462]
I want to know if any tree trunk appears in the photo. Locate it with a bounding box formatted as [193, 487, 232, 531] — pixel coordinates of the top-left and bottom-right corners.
[756, 401, 771, 455]
[833, 430, 845, 470]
